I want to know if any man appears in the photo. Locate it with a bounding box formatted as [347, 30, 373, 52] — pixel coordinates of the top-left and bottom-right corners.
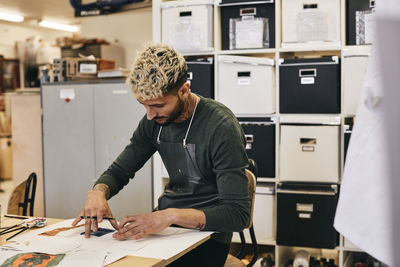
[73, 43, 250, 266]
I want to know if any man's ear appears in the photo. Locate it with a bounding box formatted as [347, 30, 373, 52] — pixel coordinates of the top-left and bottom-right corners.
[179, 82, 191, 97]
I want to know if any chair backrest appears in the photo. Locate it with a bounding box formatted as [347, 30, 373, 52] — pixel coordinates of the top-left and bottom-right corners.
[7, 172, 37, 216]
[224, 159, 259, 267]
[245, 168, 257, 229]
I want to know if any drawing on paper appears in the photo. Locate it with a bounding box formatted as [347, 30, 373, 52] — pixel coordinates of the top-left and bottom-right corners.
[0, 252, 65, 267]
[80, 227, 114, 237]
[39, 224, 84, 237]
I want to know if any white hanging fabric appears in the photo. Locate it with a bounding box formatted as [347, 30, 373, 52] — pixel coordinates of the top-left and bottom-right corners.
[334, 1, 400, 266]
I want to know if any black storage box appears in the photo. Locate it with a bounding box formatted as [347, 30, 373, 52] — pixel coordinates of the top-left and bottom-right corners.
[344, 127, 352, 164]
[344, 117, 354, 164]
[346, 0, 376, 45]
[279, 56, 341, 114]
[238, 117, 275, 178]
[219, 1, 275, 50]
[276, 182, 339, 248]
[186, 57, 214, 99]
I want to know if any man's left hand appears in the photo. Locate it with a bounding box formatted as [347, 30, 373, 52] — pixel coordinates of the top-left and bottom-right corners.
[112, 209, 176, 240]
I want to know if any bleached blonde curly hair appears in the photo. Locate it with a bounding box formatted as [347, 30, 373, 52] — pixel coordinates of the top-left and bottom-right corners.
[127, 43, 188, 100]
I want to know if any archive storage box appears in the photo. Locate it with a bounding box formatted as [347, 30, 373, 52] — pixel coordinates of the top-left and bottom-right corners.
[218, 0, 275, 50]
[0, 135, 13, 179]
[343, 49, 369, 115]
[276, 182, 339, 248]
[218, 55, 275, 116]
[186, 57, 214, 99]
[346, 0, 376, 45]
[161, 0, 213, 53]
[279, 57, 340, 114]
[281, 0, 341, 47]
[238, 118, 275, 178]
[280, 123, 340, 183]
[233, 182, 275, 243]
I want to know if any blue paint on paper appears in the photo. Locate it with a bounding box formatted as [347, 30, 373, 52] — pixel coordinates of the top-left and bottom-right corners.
[80, 227, 114, 237]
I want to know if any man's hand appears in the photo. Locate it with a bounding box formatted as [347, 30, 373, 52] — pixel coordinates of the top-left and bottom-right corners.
[112, 209, 175, 240]
[72, 184, 119, 238]
[112, 208, 206, 240]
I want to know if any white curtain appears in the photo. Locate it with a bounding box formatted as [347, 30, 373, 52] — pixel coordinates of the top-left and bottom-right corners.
[334, 1, 400, 266]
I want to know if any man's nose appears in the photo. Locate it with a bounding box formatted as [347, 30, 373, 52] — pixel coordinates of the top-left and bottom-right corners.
[146, 107, 156, 120]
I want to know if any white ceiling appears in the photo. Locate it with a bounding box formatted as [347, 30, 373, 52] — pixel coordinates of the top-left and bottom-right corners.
[0, 0, 80, 25]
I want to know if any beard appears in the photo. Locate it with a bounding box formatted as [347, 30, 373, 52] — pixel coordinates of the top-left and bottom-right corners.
[154, 96, 184, 126]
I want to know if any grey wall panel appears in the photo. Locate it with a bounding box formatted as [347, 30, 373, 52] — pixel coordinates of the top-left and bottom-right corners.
[93, 83, 152, 218]
[42, 84, 96, 218]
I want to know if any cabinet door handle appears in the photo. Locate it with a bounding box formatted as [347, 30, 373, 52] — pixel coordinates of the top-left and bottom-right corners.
[245, 134, 254, 143]
[300, 138, 316, 144]
[299, 68, 317, 77]
[296, 203, 313, 212]
[370, 0, 375, 8]
[179, 11, 192, 17]
[303, 3, 318, 9]
[240, 8, 256, 16]
[237, 71, 251, 77]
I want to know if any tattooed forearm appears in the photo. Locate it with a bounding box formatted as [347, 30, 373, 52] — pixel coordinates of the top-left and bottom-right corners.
[93, 183, 110, 199]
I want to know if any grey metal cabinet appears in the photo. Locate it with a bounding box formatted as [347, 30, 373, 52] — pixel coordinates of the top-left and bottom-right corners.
[42, 81, 152, 219]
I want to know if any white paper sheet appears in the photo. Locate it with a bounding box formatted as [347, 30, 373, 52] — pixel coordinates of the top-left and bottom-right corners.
[8, 236, 81, 254]
[3, 219, 213, 263]
[56, 251, 106, 267]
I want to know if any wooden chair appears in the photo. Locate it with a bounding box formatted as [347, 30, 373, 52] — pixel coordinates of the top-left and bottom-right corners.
[224, 159, 259, 267]
[7, 172, 37, 216]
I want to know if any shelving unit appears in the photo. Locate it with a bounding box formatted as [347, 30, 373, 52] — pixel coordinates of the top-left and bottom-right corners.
[152, 0, 377, 266]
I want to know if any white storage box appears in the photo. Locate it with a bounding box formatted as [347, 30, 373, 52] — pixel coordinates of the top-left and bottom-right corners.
[281, 0, 340, 47]
[280, 124, 340, 183]
[233, 183, 275, 244]
[161, 0, 213, 53]
[344, 237, 361, 250]
[217, 55, 275, 116]
[343, 49, 370, 115]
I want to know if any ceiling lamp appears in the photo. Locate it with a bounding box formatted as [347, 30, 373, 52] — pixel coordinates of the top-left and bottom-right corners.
[38, 20, 80, 32]
[0, 11, 24, 22]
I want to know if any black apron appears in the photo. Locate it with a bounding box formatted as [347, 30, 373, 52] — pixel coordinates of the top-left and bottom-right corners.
[157, 97, 219, 210]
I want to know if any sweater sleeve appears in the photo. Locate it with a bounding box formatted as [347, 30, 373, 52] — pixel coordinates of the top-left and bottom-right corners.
[201, 119, 251, 233]
[94, 116, 157, 198]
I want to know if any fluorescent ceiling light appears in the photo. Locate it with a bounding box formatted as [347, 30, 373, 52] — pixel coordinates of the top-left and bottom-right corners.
[39, 20, 80, 32]
[0, 11, 24, 22]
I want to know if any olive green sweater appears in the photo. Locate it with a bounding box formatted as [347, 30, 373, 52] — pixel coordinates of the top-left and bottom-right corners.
[95, 95, 250, 243]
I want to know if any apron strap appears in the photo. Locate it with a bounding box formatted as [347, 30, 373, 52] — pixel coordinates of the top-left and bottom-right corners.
[157, 95, 200, 148]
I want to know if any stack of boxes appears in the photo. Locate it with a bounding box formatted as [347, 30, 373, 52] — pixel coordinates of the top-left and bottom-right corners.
[157, 0, 374, 263]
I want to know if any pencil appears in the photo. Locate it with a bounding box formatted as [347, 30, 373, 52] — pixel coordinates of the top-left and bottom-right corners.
[4, 214, 29, 220]
[80, 216, 116, 220]
[6, 227, 28, 241]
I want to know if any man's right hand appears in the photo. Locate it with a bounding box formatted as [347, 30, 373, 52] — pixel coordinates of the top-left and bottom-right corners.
[72, 183, 119, 238]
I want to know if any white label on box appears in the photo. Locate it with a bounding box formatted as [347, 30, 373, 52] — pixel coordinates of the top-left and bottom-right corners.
[301, 77, 315, 84]
[238, 78, 251, 85]
[79, 63, 97, 74]
[302, 145, 315, 152]
[298, 213, 311, 219]
[59, 89, 75, 100]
